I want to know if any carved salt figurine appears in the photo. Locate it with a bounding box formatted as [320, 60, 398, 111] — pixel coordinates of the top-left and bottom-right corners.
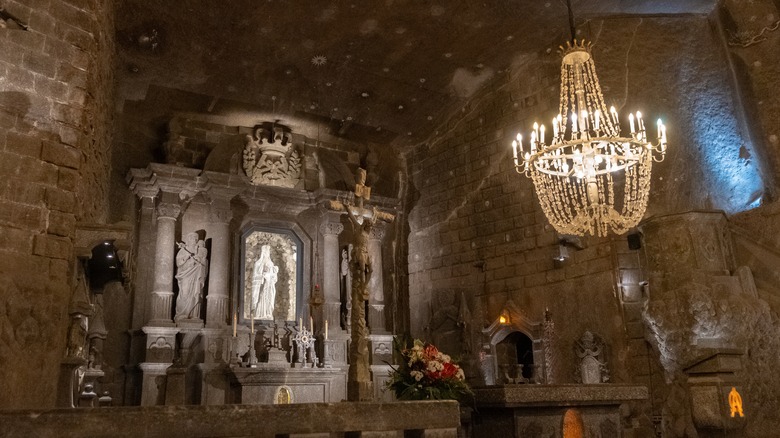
[575, 331, 608, 384]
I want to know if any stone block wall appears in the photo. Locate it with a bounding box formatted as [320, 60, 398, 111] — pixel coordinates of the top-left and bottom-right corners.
[0, 0, 115, 409]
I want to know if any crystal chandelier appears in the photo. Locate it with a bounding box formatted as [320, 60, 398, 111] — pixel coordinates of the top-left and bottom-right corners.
[511, 5, 667, 237]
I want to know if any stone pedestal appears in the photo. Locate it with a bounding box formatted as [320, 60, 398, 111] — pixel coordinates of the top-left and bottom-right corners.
[322, 337, 348, 367]
[196, 364, 230, 405]
[165, 366, 186, 405]
[139, 363, 170, 406]
[369, 334, 394, 365]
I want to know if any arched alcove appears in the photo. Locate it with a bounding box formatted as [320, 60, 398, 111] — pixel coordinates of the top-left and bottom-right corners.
[482, 300, 543, 384]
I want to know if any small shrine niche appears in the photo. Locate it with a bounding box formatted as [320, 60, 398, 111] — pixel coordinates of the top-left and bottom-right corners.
[239, 226, 303, 324]
[496, 332, 535, 382]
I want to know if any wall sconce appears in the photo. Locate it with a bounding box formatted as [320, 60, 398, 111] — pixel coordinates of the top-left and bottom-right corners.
[499, 309, 510, 325]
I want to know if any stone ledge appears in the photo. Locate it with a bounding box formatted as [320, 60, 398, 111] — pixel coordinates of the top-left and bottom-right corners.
[473, 384, 649, 407]
[0, 401, 460, 438]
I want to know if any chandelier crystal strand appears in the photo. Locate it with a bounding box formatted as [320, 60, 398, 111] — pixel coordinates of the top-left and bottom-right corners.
[511, 39, 667, 237]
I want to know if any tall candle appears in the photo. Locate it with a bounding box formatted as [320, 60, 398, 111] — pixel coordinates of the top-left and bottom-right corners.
[310, 316, 314, 332]
[299, 318, 303, 330]
[250, 314, 254, 334]
[233, 312, 237, 337]
[325, 320, 328, 340]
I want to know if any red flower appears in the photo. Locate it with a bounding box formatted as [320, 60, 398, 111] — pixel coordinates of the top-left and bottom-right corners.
[424, 344, 439, 358]
[441, 362, 458, 379]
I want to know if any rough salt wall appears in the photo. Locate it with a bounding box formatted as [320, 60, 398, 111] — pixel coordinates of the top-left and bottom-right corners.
[720, 0, 780, 197]
[0, 0, 115, 409]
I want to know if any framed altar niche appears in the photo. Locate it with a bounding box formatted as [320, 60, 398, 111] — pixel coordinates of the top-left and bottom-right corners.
[238, 225, 304, 324]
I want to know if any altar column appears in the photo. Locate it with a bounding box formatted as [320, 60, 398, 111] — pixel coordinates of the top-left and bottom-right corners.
[206, 203, 232, 328]
[320, 221, 344, 333]
[149, 198, 181, 326]
[367, 226, 387, 332]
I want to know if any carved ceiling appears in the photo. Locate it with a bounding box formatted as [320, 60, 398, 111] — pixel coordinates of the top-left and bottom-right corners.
[115, 0, 717, 151]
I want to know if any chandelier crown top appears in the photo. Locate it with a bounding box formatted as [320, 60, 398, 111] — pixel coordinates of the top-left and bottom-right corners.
[559, 39, 592, 65]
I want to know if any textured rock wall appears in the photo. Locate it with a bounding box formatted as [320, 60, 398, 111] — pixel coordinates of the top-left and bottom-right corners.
[0, 0, 115, 409]
[405, 14, 757, 436]
[720, 0, 780, 195]
[641, 212, 780, 436]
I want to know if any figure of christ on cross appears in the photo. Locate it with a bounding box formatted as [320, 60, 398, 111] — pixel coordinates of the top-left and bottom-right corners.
[327, 168, 394, 401]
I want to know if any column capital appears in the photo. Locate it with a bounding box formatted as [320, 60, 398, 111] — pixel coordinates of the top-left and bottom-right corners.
[156, 202, 182, 220]
[320, 222, 344, 236]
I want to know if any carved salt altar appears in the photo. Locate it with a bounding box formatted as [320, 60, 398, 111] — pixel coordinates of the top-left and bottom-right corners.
[472, 384, 648, 437]
[126, 149, 401, 405]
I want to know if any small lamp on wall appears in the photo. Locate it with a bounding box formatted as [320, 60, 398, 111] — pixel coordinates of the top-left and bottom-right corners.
[499, 309, 511, 325]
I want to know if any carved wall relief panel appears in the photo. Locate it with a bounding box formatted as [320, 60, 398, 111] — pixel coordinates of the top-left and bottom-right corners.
[242, 125, 302, 188]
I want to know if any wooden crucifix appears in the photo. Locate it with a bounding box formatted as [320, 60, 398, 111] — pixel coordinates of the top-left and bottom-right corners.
[326, 168, 394, 401]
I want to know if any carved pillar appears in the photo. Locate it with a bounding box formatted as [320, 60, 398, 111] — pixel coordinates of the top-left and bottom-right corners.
[149, 201, 181, 326]
[206, 204, 232, 328]
[133, 192, 158, 329]
[367, 226, 387, 332]
[320, 221, 344, 334]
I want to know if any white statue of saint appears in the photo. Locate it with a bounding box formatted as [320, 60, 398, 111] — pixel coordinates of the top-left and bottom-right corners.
[251, 245, 278, 320]
[175, 232, 207, 320]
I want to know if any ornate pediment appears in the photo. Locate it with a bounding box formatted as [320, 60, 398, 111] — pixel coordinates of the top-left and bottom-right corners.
[242, 125, 302, 188]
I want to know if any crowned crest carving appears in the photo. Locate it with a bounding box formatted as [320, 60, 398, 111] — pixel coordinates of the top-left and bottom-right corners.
[242, 125, 302, 188]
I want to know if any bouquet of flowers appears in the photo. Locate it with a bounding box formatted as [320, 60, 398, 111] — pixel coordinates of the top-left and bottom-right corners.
[386, 338, 472, 401]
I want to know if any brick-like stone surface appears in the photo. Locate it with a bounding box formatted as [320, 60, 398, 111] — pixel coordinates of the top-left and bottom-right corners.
[0, 0, 116, 410]
[41, 140, 81, 169]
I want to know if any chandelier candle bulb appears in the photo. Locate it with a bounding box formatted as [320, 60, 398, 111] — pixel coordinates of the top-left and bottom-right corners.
[594, 110, 601, 131]
[629, 113, 635, 134]
[571, 113, 578, 133]
[540, 125, 545, 144]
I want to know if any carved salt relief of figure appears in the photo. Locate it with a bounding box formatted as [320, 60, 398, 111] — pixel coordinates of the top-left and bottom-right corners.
[175, 232, 207, 320]
[251, 245, 278, 320]
[575, 331, 609, 384]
